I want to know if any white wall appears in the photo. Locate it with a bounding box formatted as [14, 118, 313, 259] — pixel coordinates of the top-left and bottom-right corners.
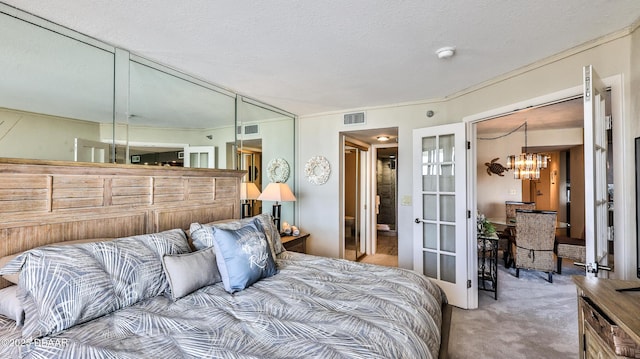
[298, 30, 638, 279]
[299, 101, 447, 262]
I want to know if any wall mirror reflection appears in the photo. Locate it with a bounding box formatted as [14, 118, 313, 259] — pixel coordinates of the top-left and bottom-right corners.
[120, 55, 237, 168]
[238, 98, 295, 225]
[0, 9, 114, 161]
[0, 4, 297, 222]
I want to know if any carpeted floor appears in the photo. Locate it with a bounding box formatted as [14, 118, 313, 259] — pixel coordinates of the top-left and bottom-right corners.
[351, 236, 581, 358]
[448, 259, 583, 359]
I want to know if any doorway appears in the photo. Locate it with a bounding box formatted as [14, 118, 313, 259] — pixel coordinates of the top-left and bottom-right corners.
[340, 127, 398, 265]
[344, 142, 367, 261]
[466, 73, 623, 308]
[362, 146, 399, 267]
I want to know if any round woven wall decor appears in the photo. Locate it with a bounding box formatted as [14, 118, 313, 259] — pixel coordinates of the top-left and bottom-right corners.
[305, 156, 331, 185]
[267, 158, 290, 183]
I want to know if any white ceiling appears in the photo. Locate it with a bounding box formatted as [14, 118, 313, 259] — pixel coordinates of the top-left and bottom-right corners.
[4, 0, 640, 118]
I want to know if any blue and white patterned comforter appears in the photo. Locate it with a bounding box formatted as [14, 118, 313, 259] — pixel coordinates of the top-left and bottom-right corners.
[0, 251, 446, 359]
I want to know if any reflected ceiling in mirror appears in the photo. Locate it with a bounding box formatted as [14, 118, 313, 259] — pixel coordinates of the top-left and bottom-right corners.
[129, 59, 235, 129]
[0, 11, 114, 123]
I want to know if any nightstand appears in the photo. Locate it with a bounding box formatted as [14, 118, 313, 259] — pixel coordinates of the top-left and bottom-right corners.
[281, 233, 309, 253]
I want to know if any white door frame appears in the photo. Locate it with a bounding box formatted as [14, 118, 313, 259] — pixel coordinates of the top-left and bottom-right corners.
[463, 74, 627, 292]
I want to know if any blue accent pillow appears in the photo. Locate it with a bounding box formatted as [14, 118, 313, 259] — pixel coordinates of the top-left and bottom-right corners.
[211, 219, 278, 293]
[190, 212, 284, 259]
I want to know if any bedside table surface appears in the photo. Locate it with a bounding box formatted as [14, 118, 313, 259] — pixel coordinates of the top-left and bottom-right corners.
[281, 232, 309, 243]
[281, 233, 309, 253]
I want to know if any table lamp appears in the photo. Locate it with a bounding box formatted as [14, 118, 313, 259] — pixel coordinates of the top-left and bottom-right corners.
[240, 182, 261, 218]
[257, 182, 296, 232]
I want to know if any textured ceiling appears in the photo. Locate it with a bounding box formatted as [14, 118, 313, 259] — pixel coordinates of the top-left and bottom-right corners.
[4, 0, 640, 117]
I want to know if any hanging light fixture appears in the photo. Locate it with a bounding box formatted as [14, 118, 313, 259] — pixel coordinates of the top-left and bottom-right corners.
[506, 122, 548, 180]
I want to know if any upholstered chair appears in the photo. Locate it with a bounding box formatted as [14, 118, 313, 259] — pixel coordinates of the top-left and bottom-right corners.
[505, 201, 536, 223]
[513, 209, 557, 282]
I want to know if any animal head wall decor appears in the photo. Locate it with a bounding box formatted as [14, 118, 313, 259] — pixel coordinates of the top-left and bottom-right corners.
[485, 158, 509, 176]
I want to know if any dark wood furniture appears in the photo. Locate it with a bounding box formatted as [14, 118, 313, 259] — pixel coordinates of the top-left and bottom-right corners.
[573, 276, 640, 358]
[281, 232, 309, 253]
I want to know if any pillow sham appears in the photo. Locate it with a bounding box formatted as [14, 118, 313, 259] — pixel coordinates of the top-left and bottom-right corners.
[0, 229, 190, 340]
[0, 286, 24, 326]
[211, 219, 278, 293]
[190, 213, 284, 258]
[162, 247, 220, 301]
[0, 237, 115, 284]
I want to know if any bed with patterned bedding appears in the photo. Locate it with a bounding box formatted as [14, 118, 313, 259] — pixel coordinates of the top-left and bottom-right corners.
[0, 214, 448, 359]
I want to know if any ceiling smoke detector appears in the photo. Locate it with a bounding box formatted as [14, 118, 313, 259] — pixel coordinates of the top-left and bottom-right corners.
[436, 47, 455, 59]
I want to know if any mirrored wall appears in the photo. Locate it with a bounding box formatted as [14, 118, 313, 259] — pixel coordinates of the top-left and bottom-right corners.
[238, 98, 295, 223]
[0, 9, 114, 161]
[0, 4, 296, 222]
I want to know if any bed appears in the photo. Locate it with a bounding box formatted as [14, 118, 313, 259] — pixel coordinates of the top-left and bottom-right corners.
[0, 159, 450, 358]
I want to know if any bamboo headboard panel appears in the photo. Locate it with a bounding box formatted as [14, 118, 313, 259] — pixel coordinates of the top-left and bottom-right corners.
[0, 158, 245, 289]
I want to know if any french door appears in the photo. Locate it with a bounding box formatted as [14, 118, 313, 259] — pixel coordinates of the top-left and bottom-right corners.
[583, 65, 611, 277]
[413, 123, 469, 308]
[184, 146, 215, 168]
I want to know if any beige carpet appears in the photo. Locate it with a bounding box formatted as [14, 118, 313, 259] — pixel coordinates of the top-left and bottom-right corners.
[448, 259, 582, 359]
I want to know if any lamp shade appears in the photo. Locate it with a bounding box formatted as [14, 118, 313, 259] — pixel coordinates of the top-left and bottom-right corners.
[240, 182, 261, 200]
[258, 182, 296, 202]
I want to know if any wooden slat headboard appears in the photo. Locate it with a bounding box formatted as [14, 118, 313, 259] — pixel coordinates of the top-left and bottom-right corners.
[0, 158, 245, 288]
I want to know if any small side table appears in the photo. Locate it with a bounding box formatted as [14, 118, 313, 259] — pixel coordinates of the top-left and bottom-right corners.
[478, 233, 498, 300]
[281, 233, 309, 254]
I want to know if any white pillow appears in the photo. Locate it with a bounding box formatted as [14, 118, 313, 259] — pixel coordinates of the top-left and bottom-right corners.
[0, 286, 24, 325]
[162, 247, 221, 301]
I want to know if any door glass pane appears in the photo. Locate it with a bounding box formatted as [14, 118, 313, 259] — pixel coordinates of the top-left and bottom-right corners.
[422, 164, 437, 191]
[422, 136, 437, 191]
[423, 223, 437, 249]
[440, 224, 456, 252]
[440, 254, 456, 283]
[422, 137, 437, 162]
[423, 194, 437, 220]
[199, 153, 209, 168]
[423, 251, 437, 278]
[439, 164, 455, 192]
[439, 134, 455, 162]
[440, 194, 455, 222]
[190, 153, 199, 167]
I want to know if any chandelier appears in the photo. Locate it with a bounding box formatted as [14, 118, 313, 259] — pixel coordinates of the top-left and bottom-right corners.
[506, 122, 548, 180]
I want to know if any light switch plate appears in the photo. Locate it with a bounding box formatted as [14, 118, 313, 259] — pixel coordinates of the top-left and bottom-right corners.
[401, 195, 412, 206]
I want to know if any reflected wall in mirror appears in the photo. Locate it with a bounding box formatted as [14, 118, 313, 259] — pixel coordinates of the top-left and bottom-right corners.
[238, 98, 295, 226]
[0, 8, 114, 161]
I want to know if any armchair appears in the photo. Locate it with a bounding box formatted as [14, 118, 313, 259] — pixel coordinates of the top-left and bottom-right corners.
[505, 201, 536, 222]
[513, 209, 557, 282]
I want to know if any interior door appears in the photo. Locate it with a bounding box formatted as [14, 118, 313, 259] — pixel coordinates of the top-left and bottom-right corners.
[583, 65, 610, 277]
[344, 143, 368, 261]
[184, 146, 215, 168]
[413, 123, 468, 308]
